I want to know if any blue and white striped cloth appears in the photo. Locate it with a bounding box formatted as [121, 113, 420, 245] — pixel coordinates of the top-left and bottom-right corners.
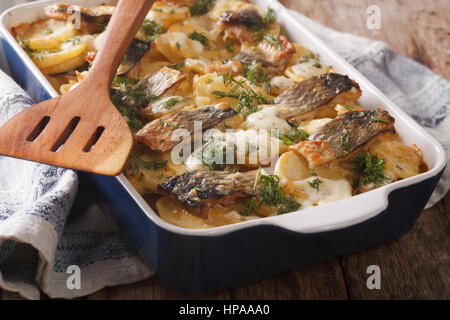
[0, 9, 448, 299]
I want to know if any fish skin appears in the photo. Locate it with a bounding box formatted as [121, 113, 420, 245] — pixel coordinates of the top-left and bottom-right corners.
[290, 109, 395, 167]
[233, 52, 284, 75]
[218, 9, 265, 43]
[136, 102, 237, 152]
[220, 9, 265, 29]
[158, 170, 258, 216]
[138, 66, 186, 98]
[273, 73, 361, 118]
[118, 39, 151, 75]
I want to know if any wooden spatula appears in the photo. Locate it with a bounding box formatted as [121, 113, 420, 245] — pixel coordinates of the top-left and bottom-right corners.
[0, 0, 154, 176]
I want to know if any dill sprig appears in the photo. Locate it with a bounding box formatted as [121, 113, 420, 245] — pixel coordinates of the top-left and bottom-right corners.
[190, 0, 216, 16]
[258, 175, 301, 215]
[263, 8, 276, 26]
[263, 34, 281, 50]
[188, 31, 210, 49]
[199, 138, 236, 171]
[111, 76, 158, 132]
[371, 116, 390, 124]
[20, 40, 60, 59]
[340, 133, 352, 152]
[241, 198, 259, 216]
[140, 19, 166, 42]
[243, 61, 271, 93]
[162, 97, 183, 110]
[128, 151, 168, 176]
[308, 173, 324, 191]
[353, 153, 389, 186]
[277, 126, 309, 145]
[213, 74, 272, 120]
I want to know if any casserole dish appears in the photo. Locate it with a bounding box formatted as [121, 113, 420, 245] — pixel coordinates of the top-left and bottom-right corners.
[0, 0, 446, 292]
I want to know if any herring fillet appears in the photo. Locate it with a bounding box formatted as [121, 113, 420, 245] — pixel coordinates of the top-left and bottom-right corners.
[290, 109, 395, 167]
[136, 102, 237, 152]
[273, 73, 361, 119]
[158, 170, 258, 216]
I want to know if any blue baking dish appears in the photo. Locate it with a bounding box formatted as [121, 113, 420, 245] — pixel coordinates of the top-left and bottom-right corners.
[0, 0, 446, 293]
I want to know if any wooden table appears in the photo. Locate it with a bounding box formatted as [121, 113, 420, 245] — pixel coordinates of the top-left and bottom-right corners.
[2, 0, 449, 300]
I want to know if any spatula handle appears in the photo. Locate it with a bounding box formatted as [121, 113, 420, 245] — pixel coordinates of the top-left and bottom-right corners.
[84, 0, 153, 89]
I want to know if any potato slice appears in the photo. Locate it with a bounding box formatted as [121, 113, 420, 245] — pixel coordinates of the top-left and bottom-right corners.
[144, 1, 191, 30]
[156, 197, 211, 229]
[32, 43, 87, 70]
[284, 44, 332, 82]
[274, 151, 310, 182]
[41, 54, 87, 75]
[154, 33, 184, 63]
[19, 19, 77, 50]
[368, 140, 425, 181]
[193, 73, 238, 107]
[167, 23, 214, 59]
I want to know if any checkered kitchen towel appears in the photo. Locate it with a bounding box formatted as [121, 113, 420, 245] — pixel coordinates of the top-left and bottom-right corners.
[0, 9, 449, 299]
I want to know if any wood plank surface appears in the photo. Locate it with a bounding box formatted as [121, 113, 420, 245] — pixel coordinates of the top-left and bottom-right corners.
[83, 0, 447, 300]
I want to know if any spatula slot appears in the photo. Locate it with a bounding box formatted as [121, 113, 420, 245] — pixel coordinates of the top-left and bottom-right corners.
[83, 126, 105, 153]
[50, 116, 81, 152]
[27, 116, 50, 142]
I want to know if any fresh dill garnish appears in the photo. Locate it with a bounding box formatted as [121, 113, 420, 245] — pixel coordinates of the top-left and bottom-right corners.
[188, 31, 210, 49]
[200, 138, 235, 171]
[221, 72, 234, 86]
[175, 42, 181, 50]
[340, 133, 352, 152]
[111, 76, 158, 131]
[264, 34, 281, 49]
[241, 198, 259, 216]
[20, 40, 60, 59]
[140, 19, 166, 42]
[20, 40, 34, 54]
[297, 52, 322, 68]
[244, 61, 271, 92]
[153, 8, 163, 12]
[308, 174, 324, 191]
[258, 174, 301, 214]
[250, 8, 277, 42]
[129, 151, 168, 176]
[162, 97, 183, 110]
[63, 35, 81, 46]
[344, 105, 356, 111]
[225, 42, 234, 53]
[371, 116, 390, 124]
[213, 77, 271, 120]
[190, 0, 216, 16]
[45, 28, 53, 35]
[278, 127, 309, 145]
[353, 153, 388, 186]
[262, 8, 276, 26]
[312, 53, 322, 68]
[223, 123, 232, 129]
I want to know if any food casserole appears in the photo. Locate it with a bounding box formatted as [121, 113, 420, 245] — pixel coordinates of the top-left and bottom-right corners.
[0, 0, 446, 292]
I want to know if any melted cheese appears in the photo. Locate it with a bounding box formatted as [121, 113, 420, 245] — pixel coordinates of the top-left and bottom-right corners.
[290, 60, 328, 78]
[242, 106, 291, 133]
[292, 177, 352, 209]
